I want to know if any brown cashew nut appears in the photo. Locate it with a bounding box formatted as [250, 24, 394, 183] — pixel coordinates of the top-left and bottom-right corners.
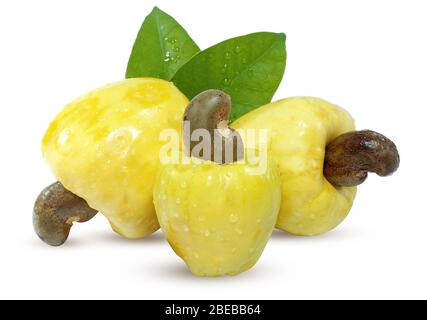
[183, 89, 244, 164]
[324, 130, 400, 187]
[33, 181, 97, 246]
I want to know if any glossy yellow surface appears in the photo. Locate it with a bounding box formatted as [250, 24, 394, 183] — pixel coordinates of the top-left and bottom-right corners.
[42, 78, 188, 238]
[153, 155, 281, 276]
[232, 97, 357, 236]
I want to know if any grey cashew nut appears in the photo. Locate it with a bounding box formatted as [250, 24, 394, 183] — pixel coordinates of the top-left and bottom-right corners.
[324, 130, 400, 187]
[33, 181, 97, 246]
[183, 89, 244, 164]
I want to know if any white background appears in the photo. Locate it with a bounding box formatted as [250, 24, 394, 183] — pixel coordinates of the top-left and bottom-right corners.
[0, 0, 426, 300]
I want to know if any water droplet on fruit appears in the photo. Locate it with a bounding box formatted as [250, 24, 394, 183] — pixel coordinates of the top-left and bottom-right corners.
[242, 57, 248, 64]
[175, 197, 181, 204]
[235, 228, 243, 235]
[204, 230, 210, 237]
[164, 37, 169, 41]
[174, 46, 180, 52]
[223, 78, 230, 86]
[229, 214, 238, 223]
[105, 127, 135, 158]
[180, 181, 187, 188]
[172, 218, 190, 233]
[234, 45, 241, 53]
[225, 52, 231, 60]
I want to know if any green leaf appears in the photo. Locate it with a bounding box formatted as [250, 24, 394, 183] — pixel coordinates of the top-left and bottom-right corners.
[172, 32, 286, 121]
[126, 7, 200, 80]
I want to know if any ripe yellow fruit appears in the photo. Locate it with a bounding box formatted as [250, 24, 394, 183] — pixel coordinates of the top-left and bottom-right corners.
[153, 155, 281, 276]
[232, 97, 357, 236]
[42, 78, 188, 238]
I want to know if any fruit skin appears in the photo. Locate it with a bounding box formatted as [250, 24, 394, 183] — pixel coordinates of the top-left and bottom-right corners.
[153, 155, 281, 276]
[42, 78, 188, 238]
[232, 97, 357, 236]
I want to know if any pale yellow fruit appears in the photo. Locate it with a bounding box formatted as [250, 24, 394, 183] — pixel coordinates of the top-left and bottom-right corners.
[153, 154, 281, 276]
[42, 78, 188, 238]
[232, 97, 357, 236]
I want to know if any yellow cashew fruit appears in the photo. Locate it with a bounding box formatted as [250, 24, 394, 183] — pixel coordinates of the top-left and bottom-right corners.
[153, 155, 281, 276]
[232, 97, 357, 236]
[42, 78, 188, 238]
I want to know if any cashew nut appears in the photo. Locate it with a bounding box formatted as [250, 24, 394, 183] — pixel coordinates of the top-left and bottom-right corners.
[324, 130, 400, 187]
[33, 182, 97, 246]
[183, 89, 244, 164]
